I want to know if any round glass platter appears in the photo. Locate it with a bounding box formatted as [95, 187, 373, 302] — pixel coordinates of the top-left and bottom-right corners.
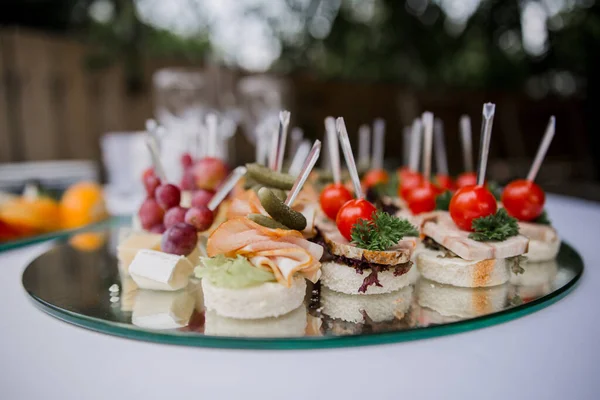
[22, 222, 583, 350]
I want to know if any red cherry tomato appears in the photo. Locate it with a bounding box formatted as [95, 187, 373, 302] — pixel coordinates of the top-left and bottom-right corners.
[456, 172, 477, 188]
[336, 198, 377, 241]
[320, 183, 353, 220]
[449, 185, 497, 231]
[502, 179, 545, 221]
[398, 171, 423, 199]
[406, 181, 440, 214]
[362, 169, 389, 190]
[434, 174, 456, 192]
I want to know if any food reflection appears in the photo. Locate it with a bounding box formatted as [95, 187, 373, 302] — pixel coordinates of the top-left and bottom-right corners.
[319, 286, 413, 335]
[131, 287, 195, 330]
[204, 306, 307, 338]
[509, 260, 558, 303]
[415, 279, 509, 320]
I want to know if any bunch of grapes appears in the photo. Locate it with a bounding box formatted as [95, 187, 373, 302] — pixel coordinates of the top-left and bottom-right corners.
[137, 167, 215, 256]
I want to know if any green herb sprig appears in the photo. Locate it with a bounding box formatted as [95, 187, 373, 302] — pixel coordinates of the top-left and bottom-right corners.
[534, 210, 551, 225]
[351, 211, 419, 251]
[469, 208, 519, 242]
[435, 191, 452, 211]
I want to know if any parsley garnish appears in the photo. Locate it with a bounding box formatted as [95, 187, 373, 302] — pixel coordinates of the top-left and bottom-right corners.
[435, 191, 452, 211]
[534, 210, 551, 225]
[469, 209, 519, 242]
[351, 211, 419, 251]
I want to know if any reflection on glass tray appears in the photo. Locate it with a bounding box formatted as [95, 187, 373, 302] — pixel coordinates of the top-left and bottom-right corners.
[21, 224, 582, 348]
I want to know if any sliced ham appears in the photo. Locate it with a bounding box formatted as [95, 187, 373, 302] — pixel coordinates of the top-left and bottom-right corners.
[422, 213, 529, 261]
[518, 221, 558, 243]
[317, 220, 416, 265]
[207, 217, 322, 286]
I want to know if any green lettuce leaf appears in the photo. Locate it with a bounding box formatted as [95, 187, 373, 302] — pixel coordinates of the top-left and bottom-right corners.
[194, 254, 276, 289]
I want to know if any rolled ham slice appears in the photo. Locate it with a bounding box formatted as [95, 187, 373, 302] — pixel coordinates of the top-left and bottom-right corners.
[422, 213, 529, 261]
[207, 217, 323, 286]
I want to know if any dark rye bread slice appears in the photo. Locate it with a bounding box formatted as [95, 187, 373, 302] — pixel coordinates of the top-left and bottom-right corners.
[317, 219, 417, 266]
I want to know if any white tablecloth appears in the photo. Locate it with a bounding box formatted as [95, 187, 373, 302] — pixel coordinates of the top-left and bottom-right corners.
[1, 194, 599, 400]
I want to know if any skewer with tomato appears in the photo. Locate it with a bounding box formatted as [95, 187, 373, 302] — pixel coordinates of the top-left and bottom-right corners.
[455, 115, 478, 189]
[398, 118, 424, 199]
[361, 118, 389, 190]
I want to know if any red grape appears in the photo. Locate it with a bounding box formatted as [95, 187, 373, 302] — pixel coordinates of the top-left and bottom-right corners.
[142, 168, 161, 198]
[181, 153, 194, 168]
[192, 157, 228, 190]
[185, 206, 214, 232]
[164, 206, 188, 229]
[155, 184, 181, 210]
[191, 189, 215, 208]
[180, 170, 195, 190]
[149, 224, 166, 234]
[161, 223, 198, 256]
[138, 198, 165, 230]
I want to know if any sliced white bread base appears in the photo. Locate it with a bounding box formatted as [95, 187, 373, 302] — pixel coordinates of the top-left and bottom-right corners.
[417, 248, 509, 288]
[202, 276, 306, 319]
[320, 285, 413, 323]
[408, 303, 463, 327]
[510, 260, 558, 286]
[525, 238, 560, 262]
[320, 261, 417, 295]
[416, 278, 508, 318]
[204, 306, 307, 338]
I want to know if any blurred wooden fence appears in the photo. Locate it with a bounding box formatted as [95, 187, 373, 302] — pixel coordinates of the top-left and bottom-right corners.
[0, 28, 595, 186]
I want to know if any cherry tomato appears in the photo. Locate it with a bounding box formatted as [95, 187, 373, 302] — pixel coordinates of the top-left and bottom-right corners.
[336, 198, 377, 241]
[434, 174, 456, 192]
[398, 170, 423, 199]
[456, 172, 477, 188]
[502, 179, 545, 221]
[362, 169, 389, 190]
[449, 185, 497, 231]
[406, 181, 440, 214]
[320, 183, 353, 220]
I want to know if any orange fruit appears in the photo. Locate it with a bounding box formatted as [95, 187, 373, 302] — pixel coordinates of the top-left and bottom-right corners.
[60, 182, 107, 229]
[0, 197, 61, 233]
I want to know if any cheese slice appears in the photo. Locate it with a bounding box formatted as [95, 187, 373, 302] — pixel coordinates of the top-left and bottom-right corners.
[132, 289, 195, 330]
[129, 249, 194, 291]
[117, 232, 162, 272]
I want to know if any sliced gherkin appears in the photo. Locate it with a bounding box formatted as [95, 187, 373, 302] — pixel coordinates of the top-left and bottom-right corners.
[248, 214, 290, 230]
[246, 163, 295, 190]
[258, 187, 307, 231]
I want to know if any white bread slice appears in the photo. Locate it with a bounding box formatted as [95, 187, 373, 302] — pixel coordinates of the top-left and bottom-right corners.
[510, 260, 558, 286]
[518, 222, 560, 262]
[416, 278, 508, 318]
[204, 306, 307, 337]
[422, 213, 529, 261]
[416, 248, 509, 287]
[321, 261, 417, 295]
[202, 276, 306, 319]
[408, 303, 462, 327]
[320, 285, 413, 323]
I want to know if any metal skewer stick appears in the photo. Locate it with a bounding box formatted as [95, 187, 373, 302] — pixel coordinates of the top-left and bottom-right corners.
[371, 118, 385, 170]
[402, 126, 411, 167]
[325, 116, 342, 184]
[288, 139, 311, 177]
[408, 118, 422, 172]
[269, 110, 291, 172]
[207, 166, 247, 212]
[421, 112, 434, 181]
[145, 119, 167, 181]
[206, 113, 218, 158]
[358, 124, 370, 170]
[460, 115, 474, 172]
[337, 117, 364, 199]
[285, 140, 321, 206]
[476, 103, 496, 186]
[433, 118, 449, 176]
[527, 116, 556, 182]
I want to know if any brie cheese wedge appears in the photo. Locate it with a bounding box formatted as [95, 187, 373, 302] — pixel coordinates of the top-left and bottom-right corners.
[129, 249, 194, 291]
[132, 289, 195, 330]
